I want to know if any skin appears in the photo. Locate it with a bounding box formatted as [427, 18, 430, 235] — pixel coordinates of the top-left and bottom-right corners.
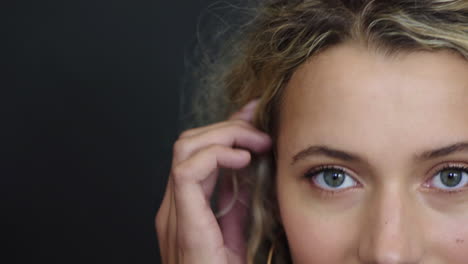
[276, 42, 468, 263]
[156, 100, 272, 264]
[156, 42, 468, 264]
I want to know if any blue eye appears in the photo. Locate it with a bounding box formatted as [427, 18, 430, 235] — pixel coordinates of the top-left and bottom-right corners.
[430, 166, 468, 190]
[306, 167, 358, 191]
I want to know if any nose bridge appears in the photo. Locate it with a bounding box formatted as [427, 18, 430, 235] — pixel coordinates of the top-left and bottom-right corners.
[359, 182, 423, 264]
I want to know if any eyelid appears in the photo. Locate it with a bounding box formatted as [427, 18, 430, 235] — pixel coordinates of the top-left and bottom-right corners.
[423, 162, 468, 189]
[426, 162, 468, 178]
[304, 162, 468, 193]
[304, 164, 362, 185]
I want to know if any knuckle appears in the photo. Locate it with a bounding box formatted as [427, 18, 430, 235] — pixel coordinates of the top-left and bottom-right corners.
[228, 120, 256, 134]
[171, 163, 191, 183]
[205, 144, 224, 153]
[172, 138, 189, 156]
[179, 129, 196, 138]
[230, 119, 249, 128]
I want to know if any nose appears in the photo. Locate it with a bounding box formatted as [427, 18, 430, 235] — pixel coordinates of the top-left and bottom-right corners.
[358, 184, 424, 264]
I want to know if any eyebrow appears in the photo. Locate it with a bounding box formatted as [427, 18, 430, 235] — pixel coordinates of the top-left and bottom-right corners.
[416, 142, 468, 161]
[291, 142, 468, 165]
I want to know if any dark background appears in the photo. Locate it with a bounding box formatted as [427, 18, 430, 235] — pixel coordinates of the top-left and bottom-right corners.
[2, 0, 228, 263]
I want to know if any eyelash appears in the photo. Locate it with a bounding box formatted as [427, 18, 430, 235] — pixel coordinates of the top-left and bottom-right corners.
[303, 165, 359, 196]
[424, 163, 468, 193]
[303, 163, 468, 195]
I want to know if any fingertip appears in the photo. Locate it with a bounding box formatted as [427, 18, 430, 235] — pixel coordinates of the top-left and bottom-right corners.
[235, 149, 251, 161]
[229, 110, 253, 122]
[242, 98, 260, 112]
[262, 132, 272, 144]
[253, 133, 273, 153]
[229, 99, 260, 122]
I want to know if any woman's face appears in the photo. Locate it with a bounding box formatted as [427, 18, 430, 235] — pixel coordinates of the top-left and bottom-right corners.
[275, 43, 468, 263]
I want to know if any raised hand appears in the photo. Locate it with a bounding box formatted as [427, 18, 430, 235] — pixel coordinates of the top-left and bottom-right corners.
[156, 100, 272, 264]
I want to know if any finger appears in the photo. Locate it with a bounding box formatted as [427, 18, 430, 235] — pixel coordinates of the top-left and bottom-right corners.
[167, 181, 178, 264]
[217, 171, 250, 257]
[172, 145, 251, 256]
[178, 99, 260, 139]
[228, 99, 260, 121]
[155, 179, 170, 263]
[158, 98, 262, 263]
[172, 122, 271, 165]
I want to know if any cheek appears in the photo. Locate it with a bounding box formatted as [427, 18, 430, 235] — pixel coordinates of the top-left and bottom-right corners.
[277, 186, 357, 263]
[430, 216, 468, 262]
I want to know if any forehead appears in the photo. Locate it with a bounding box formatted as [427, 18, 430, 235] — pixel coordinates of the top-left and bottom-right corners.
[278, 43, 468, 165]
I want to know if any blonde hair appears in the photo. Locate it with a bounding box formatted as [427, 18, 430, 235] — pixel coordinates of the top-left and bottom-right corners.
[182, 0, 468, 263]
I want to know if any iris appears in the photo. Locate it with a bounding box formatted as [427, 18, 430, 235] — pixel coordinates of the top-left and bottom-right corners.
[440, 169, 463, 187]
[323, 169, 346, 187]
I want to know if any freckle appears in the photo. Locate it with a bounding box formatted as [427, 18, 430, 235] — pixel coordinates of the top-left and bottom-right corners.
[456, 238, 464, 244]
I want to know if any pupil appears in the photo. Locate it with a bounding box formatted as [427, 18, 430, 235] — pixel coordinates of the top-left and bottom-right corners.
[440, 169, 462, 187]
[324, 169, 345, 187]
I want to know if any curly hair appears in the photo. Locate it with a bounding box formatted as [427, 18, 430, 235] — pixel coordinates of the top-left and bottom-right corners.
[182, 0, 468, 263]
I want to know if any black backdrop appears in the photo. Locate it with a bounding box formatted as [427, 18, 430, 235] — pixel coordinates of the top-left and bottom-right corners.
[2, 1, 224, 263]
